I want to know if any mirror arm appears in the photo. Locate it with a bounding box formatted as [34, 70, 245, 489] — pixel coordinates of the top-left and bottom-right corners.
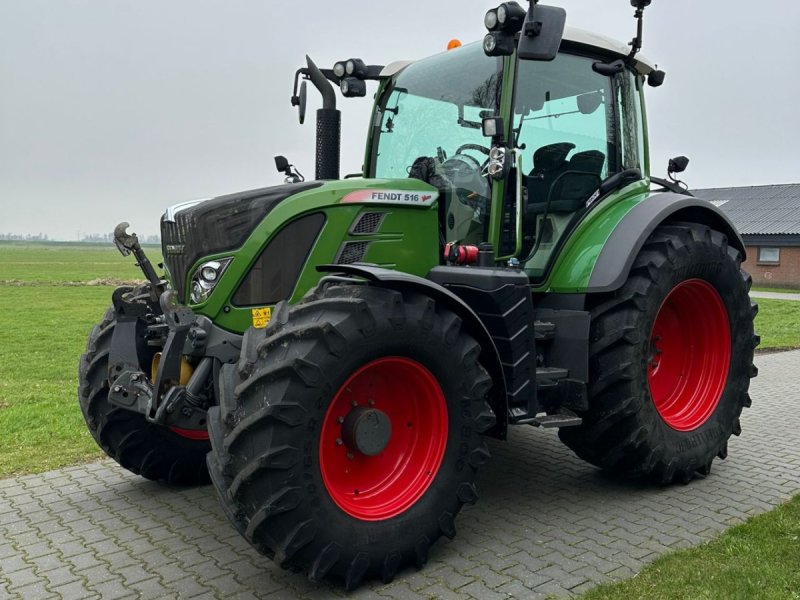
[290, 68, 308, 107]
[651, 176, 691, 196]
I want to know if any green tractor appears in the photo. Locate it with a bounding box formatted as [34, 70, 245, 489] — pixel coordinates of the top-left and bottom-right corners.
[78, 0, 758, 589]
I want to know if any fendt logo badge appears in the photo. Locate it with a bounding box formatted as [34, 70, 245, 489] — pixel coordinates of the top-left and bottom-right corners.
[341, 189, 438, 206]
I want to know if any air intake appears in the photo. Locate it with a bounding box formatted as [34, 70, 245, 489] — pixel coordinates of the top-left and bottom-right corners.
[336, 241, 370, 264]
[351, 212, 386, 235]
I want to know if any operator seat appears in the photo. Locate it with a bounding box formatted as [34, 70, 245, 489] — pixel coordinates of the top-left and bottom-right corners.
[527, 149, 606, 214]
[524, 142, 575, 207]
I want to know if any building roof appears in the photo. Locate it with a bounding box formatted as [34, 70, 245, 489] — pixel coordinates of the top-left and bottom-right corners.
[692, 183, 800, 236]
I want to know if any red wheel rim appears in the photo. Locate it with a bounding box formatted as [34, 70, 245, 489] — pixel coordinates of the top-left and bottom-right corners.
[648, 279, 731, 431]
[319, 357, 448, 521]
[170, 427, 209, 441]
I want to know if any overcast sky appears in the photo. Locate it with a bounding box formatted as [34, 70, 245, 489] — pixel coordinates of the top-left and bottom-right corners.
[1, 0, 799, 240]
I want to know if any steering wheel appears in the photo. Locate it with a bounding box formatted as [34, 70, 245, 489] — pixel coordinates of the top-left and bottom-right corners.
[455, 143, 491, 158]
[440, 151, 491, 212]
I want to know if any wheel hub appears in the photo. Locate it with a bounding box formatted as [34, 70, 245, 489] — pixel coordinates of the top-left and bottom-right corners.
[341, 406, 392, 456]
[319, 357, 448, 521]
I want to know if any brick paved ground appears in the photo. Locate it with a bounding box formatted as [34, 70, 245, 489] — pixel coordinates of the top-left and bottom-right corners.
[2, 350, 799, 600]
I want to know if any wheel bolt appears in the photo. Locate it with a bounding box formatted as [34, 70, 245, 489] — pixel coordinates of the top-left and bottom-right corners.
[113, 386, 122, 393]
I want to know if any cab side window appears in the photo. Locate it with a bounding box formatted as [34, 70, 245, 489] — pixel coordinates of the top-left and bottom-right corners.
[513, 53, 615, 277]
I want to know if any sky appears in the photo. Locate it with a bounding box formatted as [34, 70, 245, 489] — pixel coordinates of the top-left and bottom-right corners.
[1, 0, 799, 240]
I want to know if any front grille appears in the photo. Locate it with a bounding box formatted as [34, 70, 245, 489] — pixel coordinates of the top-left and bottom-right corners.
[351, 212, 386, 235]
[160, 219, 191, 300]
[336, 241, 370, 265]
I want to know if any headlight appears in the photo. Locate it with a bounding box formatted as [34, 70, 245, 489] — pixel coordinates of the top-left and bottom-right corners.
[333, 62, 346, 78]
[190, 258, 232, 304]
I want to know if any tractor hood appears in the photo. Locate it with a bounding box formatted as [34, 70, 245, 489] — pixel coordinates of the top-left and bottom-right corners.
[160, 181, 322, 300]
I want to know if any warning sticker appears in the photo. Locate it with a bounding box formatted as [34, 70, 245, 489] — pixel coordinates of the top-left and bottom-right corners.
[251, 307, 272, 329]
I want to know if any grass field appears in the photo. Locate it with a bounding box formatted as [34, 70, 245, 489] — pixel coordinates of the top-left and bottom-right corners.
[0, 244, 145, 476]
[0, 242, 149, 283]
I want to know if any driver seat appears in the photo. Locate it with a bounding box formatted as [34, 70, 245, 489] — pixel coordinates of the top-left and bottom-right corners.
[524, 142, 575, 215]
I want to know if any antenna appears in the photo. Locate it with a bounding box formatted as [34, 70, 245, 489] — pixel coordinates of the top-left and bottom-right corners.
[627, 0, 652, 62]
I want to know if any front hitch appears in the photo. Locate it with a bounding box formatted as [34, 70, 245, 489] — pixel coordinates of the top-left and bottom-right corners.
[106, 288, 243, 431]
[114, 222, 163, 301]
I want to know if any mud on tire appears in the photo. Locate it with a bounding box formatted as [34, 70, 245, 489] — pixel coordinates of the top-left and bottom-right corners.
[206, 283, 495, 589]
[78, 289, 210, 485]
[558, 223, 759, 484]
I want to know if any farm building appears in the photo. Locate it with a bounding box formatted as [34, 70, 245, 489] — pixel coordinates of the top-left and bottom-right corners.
[693, 183, 800, 289]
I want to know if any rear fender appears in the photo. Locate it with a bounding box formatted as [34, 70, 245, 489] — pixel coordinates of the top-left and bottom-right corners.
[543, 186, 745, 294]
[587, 192, 746, 293]
[317, 264, 509, 439]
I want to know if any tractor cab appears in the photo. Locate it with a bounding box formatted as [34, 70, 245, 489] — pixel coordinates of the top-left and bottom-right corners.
[363, 14, 658, 285]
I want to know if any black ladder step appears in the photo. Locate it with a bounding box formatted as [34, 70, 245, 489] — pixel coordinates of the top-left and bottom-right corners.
[534, 320, 556, 342]
[513, 408, 582, 428]
[536, 367, 569, 382]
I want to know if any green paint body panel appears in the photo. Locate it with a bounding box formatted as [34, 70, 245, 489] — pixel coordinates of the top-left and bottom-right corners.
[188, 178, 440, 334]
[536, 179, 651, 293]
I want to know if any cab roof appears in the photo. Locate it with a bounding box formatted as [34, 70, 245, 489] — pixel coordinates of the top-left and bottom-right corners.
[380, 27, 658, 78]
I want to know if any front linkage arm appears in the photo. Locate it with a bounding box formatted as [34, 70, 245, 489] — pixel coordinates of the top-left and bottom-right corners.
[113, 222, 163, 301]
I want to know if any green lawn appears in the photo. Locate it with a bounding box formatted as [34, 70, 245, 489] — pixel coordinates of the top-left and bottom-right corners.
[579, 495, 800, 600]
[752, 286, 800, 294]
[0, 286, 110, 475]
[754, 298, 800, 351]
[0, 242, 150, 283]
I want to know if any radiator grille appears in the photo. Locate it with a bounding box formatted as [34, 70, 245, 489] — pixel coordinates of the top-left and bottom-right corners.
[336, 241, 370, 265]
[351, 212, 386, 235]
[160, 220, 191, 300]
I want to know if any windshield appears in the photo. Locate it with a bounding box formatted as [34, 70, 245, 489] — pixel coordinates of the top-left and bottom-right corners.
[371, 43, 503, 244]
[372, 44, 502, 178]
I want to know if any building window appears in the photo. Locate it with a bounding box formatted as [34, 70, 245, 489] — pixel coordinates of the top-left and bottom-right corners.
[757, 247, 781, 265]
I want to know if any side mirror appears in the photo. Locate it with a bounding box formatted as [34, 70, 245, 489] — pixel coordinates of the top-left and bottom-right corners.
[668, 156, 690, 175]
[517, 4, 567, 61]
[274, 155, 305, 184]
[297, 80, 307, 124]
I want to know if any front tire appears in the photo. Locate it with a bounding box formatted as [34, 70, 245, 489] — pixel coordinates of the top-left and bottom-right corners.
[559, 223, 759, 483]
[206, 283, 495, 589]
[78, 297, 210, 485]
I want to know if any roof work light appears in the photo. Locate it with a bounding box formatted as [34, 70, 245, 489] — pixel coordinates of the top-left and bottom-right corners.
[483, 1, 526, 56]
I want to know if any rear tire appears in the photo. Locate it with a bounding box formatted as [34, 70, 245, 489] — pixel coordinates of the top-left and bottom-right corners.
[559, 223, 759, 483]
[78, 293, 210, 485]
[206, 283, 495, 589]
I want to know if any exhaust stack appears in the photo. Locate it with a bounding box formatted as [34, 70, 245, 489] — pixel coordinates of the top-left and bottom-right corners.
[305, 56, 341, 181]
